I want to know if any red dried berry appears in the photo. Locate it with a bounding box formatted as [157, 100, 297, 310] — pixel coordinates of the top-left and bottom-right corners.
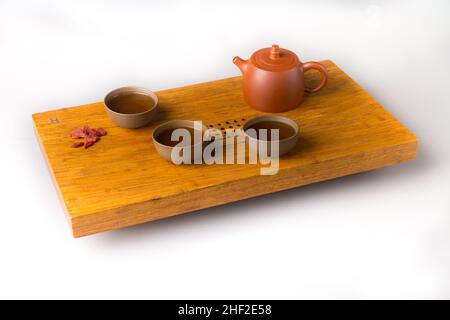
[69, 128, 85, 139]
[94, 128, 107, 137]
[84, 139, 95, 149]
[87, 133, 98, 142]
[71, 141, 84, 148]
[83, 124, 95, 135]
[69, 125, 106, 149]
[83, 141, 93, 149]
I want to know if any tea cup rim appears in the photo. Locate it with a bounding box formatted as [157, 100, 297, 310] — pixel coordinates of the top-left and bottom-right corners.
[152, 120, 208, 149]
[104, 86, 158, 116]
[243, 115, 299, 143]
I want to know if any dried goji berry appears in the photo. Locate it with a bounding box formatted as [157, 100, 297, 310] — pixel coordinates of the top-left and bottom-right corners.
[71, 141, 84, 148]
[83, 124, 95, 135]
[69, 125, 107, 149]
[69, 128, 85, 139]
[94, 128, 107, 137]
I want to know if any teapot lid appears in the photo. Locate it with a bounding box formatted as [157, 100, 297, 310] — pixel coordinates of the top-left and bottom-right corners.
[251, 44, 300, 71]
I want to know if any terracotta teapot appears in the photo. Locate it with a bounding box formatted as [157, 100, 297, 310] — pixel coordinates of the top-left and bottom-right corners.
[233, 44, 328, 113]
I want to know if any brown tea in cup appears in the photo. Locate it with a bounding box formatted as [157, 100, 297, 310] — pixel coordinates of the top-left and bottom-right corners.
[243, 115, 299, 156]
[152, 120, 208, 163]
[155, 127, 199, 147]
[107, 92, 156, 114]
[246, 121, 296, 140]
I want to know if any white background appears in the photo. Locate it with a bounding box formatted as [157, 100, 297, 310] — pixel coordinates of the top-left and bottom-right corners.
[0, 0, 449, 299]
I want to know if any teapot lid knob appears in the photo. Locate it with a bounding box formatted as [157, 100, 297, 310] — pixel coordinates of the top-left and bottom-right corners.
[269, 44, 281, 60]
[252, 44, 299, 71]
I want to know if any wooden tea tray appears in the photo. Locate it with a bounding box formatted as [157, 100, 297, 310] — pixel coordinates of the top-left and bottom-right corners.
[33, 60, 417, 237]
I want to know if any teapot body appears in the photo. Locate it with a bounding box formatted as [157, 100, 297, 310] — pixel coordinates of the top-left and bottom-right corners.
[233, 45, 328, 113]
[242, 62, 305, 113]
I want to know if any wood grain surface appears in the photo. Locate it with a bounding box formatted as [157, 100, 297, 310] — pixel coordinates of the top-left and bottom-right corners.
[32, 60, 418, 237]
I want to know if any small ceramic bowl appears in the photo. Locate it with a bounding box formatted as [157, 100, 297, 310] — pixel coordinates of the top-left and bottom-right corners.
[104, 86, 158, 129]
[152, 120, 208, 163]
[243, 115, 299, 156]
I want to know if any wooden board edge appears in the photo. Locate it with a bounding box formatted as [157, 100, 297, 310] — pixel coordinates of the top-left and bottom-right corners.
[70, 138, 417, 238]
[32, 116, 73, 229]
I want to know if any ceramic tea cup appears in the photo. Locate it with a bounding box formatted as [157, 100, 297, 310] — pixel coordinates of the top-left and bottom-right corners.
[104, 86, 158, 129]
[152, 120, 208, 163]
[243, 115, 299, 156]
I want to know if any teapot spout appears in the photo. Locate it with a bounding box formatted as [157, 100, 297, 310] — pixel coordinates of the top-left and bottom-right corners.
[233, 56, 248, 74]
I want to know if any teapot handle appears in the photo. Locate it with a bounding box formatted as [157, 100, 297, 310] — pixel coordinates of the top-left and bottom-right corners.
[303, 62, 328, 93]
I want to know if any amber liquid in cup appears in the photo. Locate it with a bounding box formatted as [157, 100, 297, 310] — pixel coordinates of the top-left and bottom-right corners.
[108, 92, 155, 114]
[155, 127, 202, 147]
[246, 121, 296, 140]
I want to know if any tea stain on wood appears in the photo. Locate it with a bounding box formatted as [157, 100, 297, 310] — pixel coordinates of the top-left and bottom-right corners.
[32, 60, 418, 237]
